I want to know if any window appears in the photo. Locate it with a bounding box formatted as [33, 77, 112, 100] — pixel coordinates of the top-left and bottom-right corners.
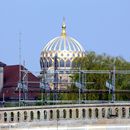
[60, 59, 65, 67]
[40, 58, 43, 69]
[48, 59, 52, 67]
[43, 58, 48, 68]
[66, 60, 71, 67]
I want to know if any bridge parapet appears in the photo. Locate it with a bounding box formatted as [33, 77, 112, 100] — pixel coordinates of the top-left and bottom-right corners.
[0, 103, 130, 124]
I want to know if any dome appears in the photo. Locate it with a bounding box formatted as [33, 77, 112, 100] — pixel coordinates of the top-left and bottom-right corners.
[40, 19, 85, 69]
[43, 36, 85, 52]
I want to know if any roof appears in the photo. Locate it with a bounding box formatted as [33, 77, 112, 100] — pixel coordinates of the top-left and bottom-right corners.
[4, 65, 40, 87]
[0, 65, 40, 100]
[0, 61, 6, 67]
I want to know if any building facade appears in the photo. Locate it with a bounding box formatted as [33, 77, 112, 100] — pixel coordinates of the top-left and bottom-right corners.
[40, 20, 85, 89]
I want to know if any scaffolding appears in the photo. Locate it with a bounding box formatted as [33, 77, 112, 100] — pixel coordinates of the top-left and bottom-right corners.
[14, 66, 130, 106]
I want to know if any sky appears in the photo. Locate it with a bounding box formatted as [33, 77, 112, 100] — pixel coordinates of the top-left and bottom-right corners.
[0, 0, 130, 72]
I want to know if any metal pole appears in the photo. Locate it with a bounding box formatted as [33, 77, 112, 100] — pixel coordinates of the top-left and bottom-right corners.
[2, 93, 4, 107]
[112, 65, 116, 102]
[53, 54, 58, 104]
[78, 68, 81, 104]
[18, 32, 22, 107]
[19, 84, 21, 107]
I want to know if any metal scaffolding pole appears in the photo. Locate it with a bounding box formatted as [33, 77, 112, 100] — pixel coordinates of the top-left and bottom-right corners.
[53, 54, 58, 103]
[112, 65, 116, 102]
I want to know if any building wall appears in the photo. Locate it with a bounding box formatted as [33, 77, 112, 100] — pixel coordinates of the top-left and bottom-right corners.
[0, 67, 3, 93]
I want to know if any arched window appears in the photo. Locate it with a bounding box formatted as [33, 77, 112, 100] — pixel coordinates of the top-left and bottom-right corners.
[48, 59, 52, 67]
[44, 110, 47, 120]
[88, 109, 92, 118]
[50, 110, 53, 119]
[30, 111, 34, 121]
[42, 58, 48, 68]
[122, 108, 126, 118]
[60, 59, 65, 67]
[46, 58, 49, 67]
[115, 108, 118, 117]
[17, 112, 20, 122]
[69, 109, 72, 118]
[44, 58, 47, 68]
[24, 111, 27, 121]
[66, 60, 71, 67]
[76, 109, 79, 118]
[37, 111, 40, 120]
[95, 108, 98, 118]
[4, 112, 7, 122]
[63, 109, 66, 118]
[56, 110, 60, 119]
[102, 108, 105, 118]
[82, 109, 86, 118]
[40, 58, 44, 69]
[10, 112, 14, 122]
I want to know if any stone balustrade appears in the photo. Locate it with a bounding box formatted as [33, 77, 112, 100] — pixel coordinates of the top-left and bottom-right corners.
[0, 103, 130, 123]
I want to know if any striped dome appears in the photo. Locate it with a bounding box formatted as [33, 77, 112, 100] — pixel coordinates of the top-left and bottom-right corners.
[43, 36, 85, 52]
[40, 19, 85, 69]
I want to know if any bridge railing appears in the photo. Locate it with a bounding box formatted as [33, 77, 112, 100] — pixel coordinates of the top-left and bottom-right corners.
[0, 103, 130, 124]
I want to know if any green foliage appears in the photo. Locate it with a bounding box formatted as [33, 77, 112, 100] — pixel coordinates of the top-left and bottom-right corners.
[69, 51, 130, 101]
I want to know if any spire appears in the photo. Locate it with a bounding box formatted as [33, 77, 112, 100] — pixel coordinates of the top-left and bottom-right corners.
[61, 17, 66, 37]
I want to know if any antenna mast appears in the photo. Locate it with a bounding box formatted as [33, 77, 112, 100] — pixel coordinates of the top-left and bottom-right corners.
[18, 32, 22, 106]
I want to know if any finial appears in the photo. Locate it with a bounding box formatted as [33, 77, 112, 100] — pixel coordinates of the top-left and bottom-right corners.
[61, 17, 66, 37]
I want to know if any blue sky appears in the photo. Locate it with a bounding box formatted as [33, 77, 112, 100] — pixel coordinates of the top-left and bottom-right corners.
[0, 0, 130, 71]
